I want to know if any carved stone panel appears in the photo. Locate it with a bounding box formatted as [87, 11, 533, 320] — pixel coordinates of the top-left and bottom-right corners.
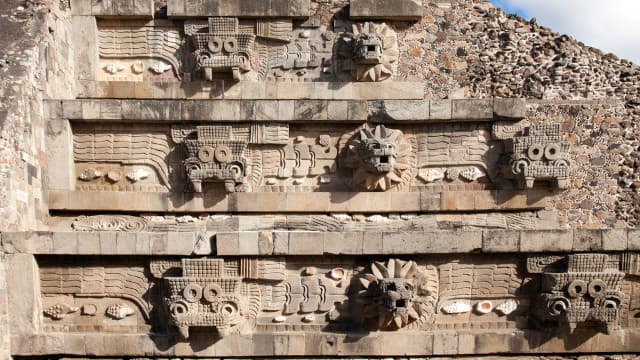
[527, 254, 625, 333]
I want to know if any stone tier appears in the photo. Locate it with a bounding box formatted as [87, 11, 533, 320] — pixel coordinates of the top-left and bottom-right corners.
[2, 229, 637, 256]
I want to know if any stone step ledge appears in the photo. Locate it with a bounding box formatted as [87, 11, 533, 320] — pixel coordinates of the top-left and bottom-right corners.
[52, 98, 525, 122]
[10, 328, 640, 357]
[167, 0, 310, 18]
[350, 0, 423, 20]
[47, 190, 548, 213]
[71, 0, 154, 18]
[76, 80, 426, 101]
[2, 229, 637, 256]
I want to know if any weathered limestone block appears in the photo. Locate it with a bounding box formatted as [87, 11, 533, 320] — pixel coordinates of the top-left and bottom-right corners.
[350, 0, 423, 20]
[168, 0, 310, 18]
[6, 254, 41, 341]
[71, 0, 153, 18]
[46, 119, 74, 190]
[494, 98, 527, 119]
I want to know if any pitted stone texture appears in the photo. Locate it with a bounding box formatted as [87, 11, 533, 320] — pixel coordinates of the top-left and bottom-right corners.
[71, 0, 154, 18]
[350, 0, 423, 20]
[6, 229, 632, 255]
[168, 0, 310, 18]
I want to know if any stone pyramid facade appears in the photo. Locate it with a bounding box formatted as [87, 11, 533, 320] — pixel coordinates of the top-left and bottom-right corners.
[0, 0, 639, 358]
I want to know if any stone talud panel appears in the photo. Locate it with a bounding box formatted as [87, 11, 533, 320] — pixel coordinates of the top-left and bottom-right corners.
[45, 114, 563, 212]
[9, 253, 640, 356]
[79, 14, 419, 99]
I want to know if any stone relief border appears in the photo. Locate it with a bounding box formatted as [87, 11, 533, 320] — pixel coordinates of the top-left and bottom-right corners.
[5, 250, 640, 357]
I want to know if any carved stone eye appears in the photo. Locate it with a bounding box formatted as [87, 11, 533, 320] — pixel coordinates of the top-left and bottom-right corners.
[588, 279, 607, 298]
[183, 283, 203, 303]
[203, 283, 223, 303]
[224, 38, 238, 53]
[170, 301, 189, 316]
[527, 144, 544, 161]
[548, 298, 569, 316]
[214, 145, 232, 163]
[208, 37, 223, 53]
[221, 302, 238, 316]
[198, 146, 215, 163]
[544, 143, 562, 160]
[567, 279, 587, 298]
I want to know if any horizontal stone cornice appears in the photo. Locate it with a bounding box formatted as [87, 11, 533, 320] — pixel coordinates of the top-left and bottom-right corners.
[2, 229, 637, 256]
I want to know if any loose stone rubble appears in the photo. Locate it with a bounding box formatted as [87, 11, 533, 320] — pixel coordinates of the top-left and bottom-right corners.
[1, 0, 640, 359]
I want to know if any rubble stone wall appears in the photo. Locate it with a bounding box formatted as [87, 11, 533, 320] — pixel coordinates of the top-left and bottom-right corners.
[0, 0, 74, 232]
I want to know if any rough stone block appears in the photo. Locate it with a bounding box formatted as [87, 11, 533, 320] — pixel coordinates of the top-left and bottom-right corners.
[294, 100, 327, 121]
[602, 228, 628, 250]
[350, 0, 423, 20]
[452, 99, 493, 120]
[273, 232, 289, 255]
[255, 101, 279, 121]
[482, 230, 520, 252]
[420, 192, 442, 211]
[167, 232, 196, 255]
[116, 232, 137, 254]
[278, 100, 295, 120]
[327, 101, 349, 120]
[289, 232, 324, 255]
[430, 100, 452, 120]
[1, 232, 51, 254]
[72, 16, 100, 80]
[572, 229, 603, 251]
[61, 100, 82, 119]
[494, 98, 526, 119]
[149, 233, 168, 255]
[135, 233, 152, 255]
[353, 82, 424, 100]
[433, 332, 458, 355]
[99, 232, 118, 254]
[238, 232, 259, 255]
[383, 231, 429, 254]
[77, 232, 101, 255]
[441, 192, 475, 211]
[216, 232, 240, 255]
[134, 0, 154, 17]
[520, 230, 573, 252]
[6, 254, 40, 337]
[170, 0, 309, 18]
[347, 100, 368, 120]
[257, 231, 274, 255]
[362, 232, 383, 254]
[46, 120, 74, 191]
[70, 0, 92, 15]
[52, 232, 78, 254]
[629, 229, 640, 251]
[113, 0, 135, 16]
[91, 0, 113, 16]
[377, 100, 430, 121]
[439, 231, 482, 252]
